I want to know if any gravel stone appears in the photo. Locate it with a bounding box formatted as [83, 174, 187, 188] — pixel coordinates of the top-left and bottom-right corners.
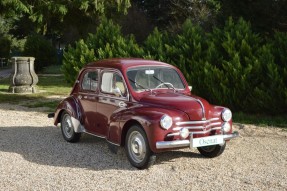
[0, 103, 286, 190]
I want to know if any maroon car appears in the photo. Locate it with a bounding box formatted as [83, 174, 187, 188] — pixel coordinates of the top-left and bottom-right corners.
[50, 58, 238, 169]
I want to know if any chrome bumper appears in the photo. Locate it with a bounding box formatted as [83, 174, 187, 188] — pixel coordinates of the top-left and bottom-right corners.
[156, 131, 239, 149]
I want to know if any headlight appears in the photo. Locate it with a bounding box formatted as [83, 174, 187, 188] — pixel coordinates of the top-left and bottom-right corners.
[222, 122, 231, 133]
[160, 115, 173, 130]
[222, 108, 232, 122]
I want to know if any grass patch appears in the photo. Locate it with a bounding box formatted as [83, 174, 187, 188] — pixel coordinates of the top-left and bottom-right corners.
[22, 100, 60, 112]
[0, 75, 71, 111]
[233, 112, 287, 128]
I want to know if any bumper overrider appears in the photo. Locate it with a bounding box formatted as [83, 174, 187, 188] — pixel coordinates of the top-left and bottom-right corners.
[156, 132, 239, 149]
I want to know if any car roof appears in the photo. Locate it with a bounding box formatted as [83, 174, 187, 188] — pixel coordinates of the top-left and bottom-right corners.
[85, 58, 173, 71]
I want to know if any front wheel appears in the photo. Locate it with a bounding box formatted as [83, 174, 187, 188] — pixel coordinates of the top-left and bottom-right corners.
[61, 112, 81, 143]
[197, 142, 226, 158]
[125, 125, 153, 169]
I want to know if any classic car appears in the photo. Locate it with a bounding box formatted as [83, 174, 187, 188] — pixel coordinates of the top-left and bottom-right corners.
[49, 58, 238, 169]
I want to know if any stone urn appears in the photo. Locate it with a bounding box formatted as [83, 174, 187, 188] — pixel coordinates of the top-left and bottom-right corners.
[9, 57, 38, 93]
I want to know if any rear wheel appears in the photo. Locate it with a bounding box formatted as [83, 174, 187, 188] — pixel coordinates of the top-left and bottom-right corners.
[125, 125, 153, 169]
[61, 112, 81, 143]
[197, 142, 226, 158]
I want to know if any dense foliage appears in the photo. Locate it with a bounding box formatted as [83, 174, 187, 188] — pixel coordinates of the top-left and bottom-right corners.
[63, 18, 287, 114]
[62, 19, 143, 84]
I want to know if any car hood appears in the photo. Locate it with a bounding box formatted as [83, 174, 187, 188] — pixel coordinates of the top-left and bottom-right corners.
[139, 92, 211, 120]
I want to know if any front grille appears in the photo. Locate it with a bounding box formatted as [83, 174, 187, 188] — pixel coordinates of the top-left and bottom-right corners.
[167, 117, 222, 137]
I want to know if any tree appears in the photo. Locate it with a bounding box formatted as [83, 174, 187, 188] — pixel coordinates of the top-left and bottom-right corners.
[0, 0, 131, 36]
[134, 0, 221, 31]
[219, 0, 287, 34]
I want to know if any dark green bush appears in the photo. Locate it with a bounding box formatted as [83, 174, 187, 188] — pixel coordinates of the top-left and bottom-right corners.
[62, 17, 287, 114]
[63, 19, 144, 84]
[62, 39, 95, 85]
[143, 18, 287, 114]
[86, 18, 144, 59]
[23, 34, 57, 72]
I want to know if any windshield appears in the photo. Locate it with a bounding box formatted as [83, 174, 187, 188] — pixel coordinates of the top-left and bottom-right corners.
[127, 66, 185, 92]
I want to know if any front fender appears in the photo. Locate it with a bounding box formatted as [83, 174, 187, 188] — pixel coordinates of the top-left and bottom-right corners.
[118, 106, 189, 153]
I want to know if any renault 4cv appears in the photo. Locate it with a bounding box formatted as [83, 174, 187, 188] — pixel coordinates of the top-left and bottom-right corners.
[49, 58, 238, 169]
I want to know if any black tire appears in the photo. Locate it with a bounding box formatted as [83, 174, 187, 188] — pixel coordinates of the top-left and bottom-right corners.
[197, 142, 226, 158]
[60, 112, 81, 143]
[125, 125, 153, 169]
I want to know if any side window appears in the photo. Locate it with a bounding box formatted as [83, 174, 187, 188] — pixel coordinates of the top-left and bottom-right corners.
[101, 71, 127, 97]
[81, 71, 98, 91]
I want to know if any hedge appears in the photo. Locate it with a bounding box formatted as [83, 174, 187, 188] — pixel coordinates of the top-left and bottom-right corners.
[63, 18, 287, 114]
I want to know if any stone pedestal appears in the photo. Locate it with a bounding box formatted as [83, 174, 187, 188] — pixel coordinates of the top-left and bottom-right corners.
[9, 57, 38, 93]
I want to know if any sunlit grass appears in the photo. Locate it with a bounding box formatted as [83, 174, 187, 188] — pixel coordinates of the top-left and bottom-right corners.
[0, 75, 71, 111]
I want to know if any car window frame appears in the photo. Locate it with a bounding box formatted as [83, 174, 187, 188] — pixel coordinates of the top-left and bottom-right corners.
[99, 69, 129, 101]
[79, 69, 99, 93]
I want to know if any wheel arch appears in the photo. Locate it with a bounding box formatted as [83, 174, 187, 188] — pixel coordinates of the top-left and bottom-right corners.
[120, 119, 144, 146]
[54, 97, 83, 131]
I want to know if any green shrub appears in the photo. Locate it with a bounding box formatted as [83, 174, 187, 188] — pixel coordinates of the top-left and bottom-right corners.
[63, 18, 144, 84]
[61, 17, 287, 114]
[270, 32, 287, 110]
[23, 34, 57, 72]
[62, 39, 95, 85]
[86, 18, 144, 59]
[144, 17, 287, 114]
[143, 28, 171, 60]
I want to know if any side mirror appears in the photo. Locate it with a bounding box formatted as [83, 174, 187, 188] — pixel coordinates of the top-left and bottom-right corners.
[113, 87, 122, 97]
[188, 86, 192, 91]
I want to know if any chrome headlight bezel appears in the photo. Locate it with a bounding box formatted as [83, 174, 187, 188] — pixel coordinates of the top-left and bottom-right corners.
[222, 108, 232, 122]
[160, 114, 173, 130]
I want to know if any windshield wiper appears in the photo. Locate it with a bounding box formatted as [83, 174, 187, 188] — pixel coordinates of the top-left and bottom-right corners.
[153, 75, 176, 91]
[128, 78, 151, 92]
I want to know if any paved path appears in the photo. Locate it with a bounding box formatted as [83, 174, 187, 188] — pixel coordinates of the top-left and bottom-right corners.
[0, 68, 12, 78]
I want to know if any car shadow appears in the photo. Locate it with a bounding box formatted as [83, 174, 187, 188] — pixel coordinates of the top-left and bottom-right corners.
[0, 126, 204, 170]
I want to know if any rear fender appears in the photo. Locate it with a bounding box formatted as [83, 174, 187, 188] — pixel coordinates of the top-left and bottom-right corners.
[54, 96, 85, 133]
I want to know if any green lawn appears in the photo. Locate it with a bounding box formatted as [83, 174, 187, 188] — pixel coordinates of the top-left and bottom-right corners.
[0, 75, 72, 112]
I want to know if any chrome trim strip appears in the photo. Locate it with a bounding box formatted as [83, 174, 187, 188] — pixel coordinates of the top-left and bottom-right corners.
[206, 122, 221, 128]
[106, 140, 121, 146]
[85, 132, 106, 139]
[156, 132, 239, 149]
[167, 126, 222, 137]
[173, 126, 203, 131]
[196, 98, 206, 119]
[173, 124, 221, 131]
[176, 118, 220, 125]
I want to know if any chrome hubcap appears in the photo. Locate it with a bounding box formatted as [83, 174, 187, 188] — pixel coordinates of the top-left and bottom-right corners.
[128, 131, 146, 163]
[62, 114, 73, 138]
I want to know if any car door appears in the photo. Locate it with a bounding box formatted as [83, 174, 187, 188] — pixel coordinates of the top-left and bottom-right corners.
[96, 69, 129, 139]
[77, 69, 99, 134]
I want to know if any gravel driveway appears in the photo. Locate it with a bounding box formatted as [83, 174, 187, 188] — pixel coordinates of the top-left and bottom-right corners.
[0, 103, 286, 190]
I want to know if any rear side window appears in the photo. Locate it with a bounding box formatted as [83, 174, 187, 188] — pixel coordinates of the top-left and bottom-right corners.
[81, 71, 98, 91]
